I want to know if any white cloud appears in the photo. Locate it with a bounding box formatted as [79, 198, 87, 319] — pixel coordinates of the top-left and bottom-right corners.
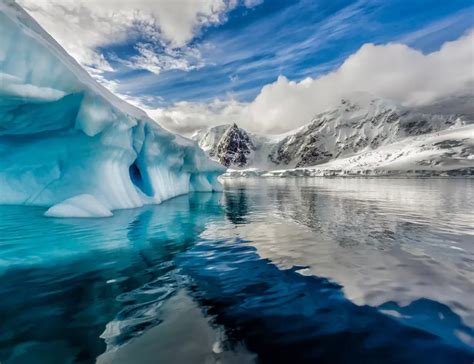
[244, 0, 264, 8]
[146, 30, 474, 135]
[123, 42, 205, 75]
[17, 0, 240, 72]
[145, 99, 246, 135]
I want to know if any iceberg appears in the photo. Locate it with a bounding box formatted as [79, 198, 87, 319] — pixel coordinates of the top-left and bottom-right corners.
[0, 1, 224, 217]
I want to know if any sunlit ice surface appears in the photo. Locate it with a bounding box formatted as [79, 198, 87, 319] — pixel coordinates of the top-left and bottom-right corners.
[0, 178, 473, 363]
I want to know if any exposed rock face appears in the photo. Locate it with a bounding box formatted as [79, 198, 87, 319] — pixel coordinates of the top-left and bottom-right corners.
[216, 124, 255, 167]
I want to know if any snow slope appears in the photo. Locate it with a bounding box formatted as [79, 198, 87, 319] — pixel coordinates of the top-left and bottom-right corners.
[0, 1, 224, 217]
[225, 125, 474, 177]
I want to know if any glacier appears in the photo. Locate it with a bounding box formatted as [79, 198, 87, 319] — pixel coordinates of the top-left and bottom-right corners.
[0, 1, 224, 217]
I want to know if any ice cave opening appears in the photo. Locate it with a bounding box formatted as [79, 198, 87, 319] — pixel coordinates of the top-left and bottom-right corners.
[129, 160, 153, 197]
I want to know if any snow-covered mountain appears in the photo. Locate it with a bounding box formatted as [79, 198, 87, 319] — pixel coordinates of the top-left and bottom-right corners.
[192, 124, 277, 170]
[193, 123, 256, 167]
[0, 1, 223, 217]
[192, 94, 474, 176]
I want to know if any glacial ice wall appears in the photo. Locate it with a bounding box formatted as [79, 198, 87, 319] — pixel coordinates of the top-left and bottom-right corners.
[0, 1, 224, 217]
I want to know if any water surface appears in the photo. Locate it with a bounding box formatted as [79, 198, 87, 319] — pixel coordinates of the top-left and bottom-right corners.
[0, 178, 473, 363]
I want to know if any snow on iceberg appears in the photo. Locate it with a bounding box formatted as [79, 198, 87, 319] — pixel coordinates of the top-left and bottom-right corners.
[0, 1, 224, 217]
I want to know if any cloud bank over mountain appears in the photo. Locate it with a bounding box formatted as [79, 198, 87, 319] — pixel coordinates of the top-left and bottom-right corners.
[148, 30, 474, 135]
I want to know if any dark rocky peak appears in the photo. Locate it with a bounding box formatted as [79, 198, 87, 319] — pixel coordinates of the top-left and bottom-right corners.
[216, 123, 255, 167]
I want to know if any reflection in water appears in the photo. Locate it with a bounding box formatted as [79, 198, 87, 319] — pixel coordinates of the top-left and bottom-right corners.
[179, 237, 473, 363]
[217, 178, 474, 326]
[224, 187, 250, 224]
[0, 178, 473, 363]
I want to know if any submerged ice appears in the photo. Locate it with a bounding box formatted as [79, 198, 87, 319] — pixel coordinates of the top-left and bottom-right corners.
[0, 1, 224, 217]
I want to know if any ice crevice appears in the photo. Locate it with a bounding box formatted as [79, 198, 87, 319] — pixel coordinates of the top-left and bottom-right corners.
[0, 1, 224, 218]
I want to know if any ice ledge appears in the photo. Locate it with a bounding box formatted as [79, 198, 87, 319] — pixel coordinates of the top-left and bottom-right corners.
[45, 194, 113, 218]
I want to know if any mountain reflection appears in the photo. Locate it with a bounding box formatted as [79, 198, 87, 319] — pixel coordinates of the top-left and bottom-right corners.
[224, 187, 250, 224]
[220, 178, 474, 328]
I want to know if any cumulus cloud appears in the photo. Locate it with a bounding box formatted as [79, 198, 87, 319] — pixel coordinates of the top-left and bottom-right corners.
[146, 30, 474, 135]
[17, 0, 240, 72]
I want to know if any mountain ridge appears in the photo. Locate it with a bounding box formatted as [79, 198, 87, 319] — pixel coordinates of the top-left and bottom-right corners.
[192, 95, 474, 175]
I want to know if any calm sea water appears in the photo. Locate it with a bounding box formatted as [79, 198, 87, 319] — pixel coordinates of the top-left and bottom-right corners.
[0, 178, 473, 364]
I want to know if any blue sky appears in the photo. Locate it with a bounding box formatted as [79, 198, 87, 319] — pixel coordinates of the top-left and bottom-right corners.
[21, 0, 474, 134]
[95, 0, 474, 108]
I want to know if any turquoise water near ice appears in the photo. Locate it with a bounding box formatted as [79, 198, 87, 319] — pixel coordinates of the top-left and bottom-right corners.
[0, 178, 473, 363]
